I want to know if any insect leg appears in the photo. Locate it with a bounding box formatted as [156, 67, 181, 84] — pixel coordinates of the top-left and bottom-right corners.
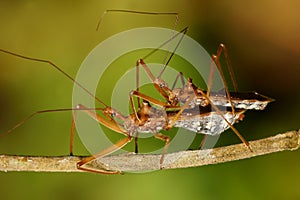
[130, 90, 173, 108]
[0, 107, 97, 157]
[197, 90, 252, 151]
[210, 44, 238, 114]
[154, 132, 170, 168]
[165, 92, 197, 129]
[70, 110, 76, 156]
[171, 71, 185, 90]
[74, 104, 127, 135]
[130, 90, 179, 129]
[215, 44, 238, 92]
[136, 59, 171, 103]
[206, 56, 217, 97]
[135, 27, 189, 106]
[134, 134, 139, 154]
[69, 104, 126, 155]
[96, 9, 180, 109]
[198, 135, 208, 150]
[71, 104, 134, 174]
[77, 136, 132, 174]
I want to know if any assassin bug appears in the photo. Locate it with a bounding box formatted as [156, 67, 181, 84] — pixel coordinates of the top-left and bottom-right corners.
[0, 10, 273, 174]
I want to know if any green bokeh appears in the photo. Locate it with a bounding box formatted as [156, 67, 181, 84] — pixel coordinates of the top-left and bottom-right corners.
[0, 1, 299, 200]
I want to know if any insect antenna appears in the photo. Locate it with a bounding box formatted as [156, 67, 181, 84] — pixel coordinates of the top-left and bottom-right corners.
[0, 49, 108, 108]
[0, 106, 106, 140]
[95, 9, 182, 109]
[157, 26, 188, 79]
[96, 9, 183, 80]
[141, 26, 188, 61]
[96, 9, 179, 31]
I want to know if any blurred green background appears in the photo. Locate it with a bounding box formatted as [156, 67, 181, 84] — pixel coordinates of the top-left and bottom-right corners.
[0, 1, 299, 200]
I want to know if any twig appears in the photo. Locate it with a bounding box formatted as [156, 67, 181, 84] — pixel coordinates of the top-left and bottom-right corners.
[0, 130, 299, 173]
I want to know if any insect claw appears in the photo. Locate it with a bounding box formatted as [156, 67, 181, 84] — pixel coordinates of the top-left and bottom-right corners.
[119, 171, 125, 175]
[248, 144, 253, 152]
[164, 125, 172, 130]
[237, 114, 245, 121]
[243, 141, 253, 152]
[138, 58, 145, 65]
[159, 157, 165, 170]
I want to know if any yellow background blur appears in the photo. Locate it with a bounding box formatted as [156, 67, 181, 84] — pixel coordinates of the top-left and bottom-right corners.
[0, 1, 299, 200]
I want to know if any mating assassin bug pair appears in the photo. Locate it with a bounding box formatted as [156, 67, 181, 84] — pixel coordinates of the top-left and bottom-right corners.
[0, 10, 273, 174]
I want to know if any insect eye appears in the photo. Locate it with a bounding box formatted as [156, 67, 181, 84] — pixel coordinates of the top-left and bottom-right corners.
[111, 112, 116, 117]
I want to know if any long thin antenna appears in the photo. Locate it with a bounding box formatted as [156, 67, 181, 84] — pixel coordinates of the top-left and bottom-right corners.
[0, 49, 108, 108]
[158, 27, 188, 79]
[96, 9, 179, 31]
[142, 26, 188, 60]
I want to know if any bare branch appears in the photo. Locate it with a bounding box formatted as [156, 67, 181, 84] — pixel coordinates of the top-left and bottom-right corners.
[0, 130, 299, 173]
